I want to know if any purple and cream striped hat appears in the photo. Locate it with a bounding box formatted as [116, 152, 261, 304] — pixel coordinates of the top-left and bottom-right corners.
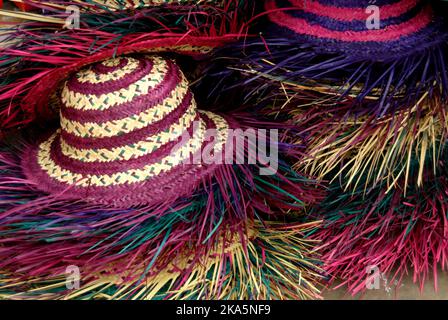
[23, 55, 234, 208]
[265, 0, 445, 57]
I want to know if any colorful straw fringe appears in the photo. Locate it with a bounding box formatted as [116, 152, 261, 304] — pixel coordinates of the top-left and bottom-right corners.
[1, 0, 448, 299]
[310, 145, 448, 294]
[0, 220, 324, 300]
[197, 0, 448, 296]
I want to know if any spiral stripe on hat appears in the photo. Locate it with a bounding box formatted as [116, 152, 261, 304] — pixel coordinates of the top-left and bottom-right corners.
[60, 79, 191, 138]
[266, 0, 432, 42]
[61, 58, 180, 123]
[287, 0, 419, 21]
[61, 56, 170, 110]
[74, 57, 140, 85]
[36, 120, 205, 186]
[52, 118, 203, 176]
[280, 0, 426, 32]
[59, 90, 194, 151]
[35, 113, 229, 187]
[60, 105, 198, 163]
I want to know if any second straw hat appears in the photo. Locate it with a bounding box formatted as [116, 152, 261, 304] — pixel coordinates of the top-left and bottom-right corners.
[209, 0, 448, 114]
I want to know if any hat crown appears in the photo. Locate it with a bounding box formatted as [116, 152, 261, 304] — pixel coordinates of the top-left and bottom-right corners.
[60, 55, 197, 145]
[267, 0, 432, 43]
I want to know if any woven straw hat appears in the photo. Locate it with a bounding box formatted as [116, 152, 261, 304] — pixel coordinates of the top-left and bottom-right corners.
[265, 0, 446, 58]
[209, 0, 447, 115]
[23, 55, 234, 208]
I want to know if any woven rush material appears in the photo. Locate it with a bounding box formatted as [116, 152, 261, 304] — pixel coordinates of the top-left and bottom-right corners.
[265, 0, 443, 56]
[205, 0, 447, 116]
[23, 55, 234, 208]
